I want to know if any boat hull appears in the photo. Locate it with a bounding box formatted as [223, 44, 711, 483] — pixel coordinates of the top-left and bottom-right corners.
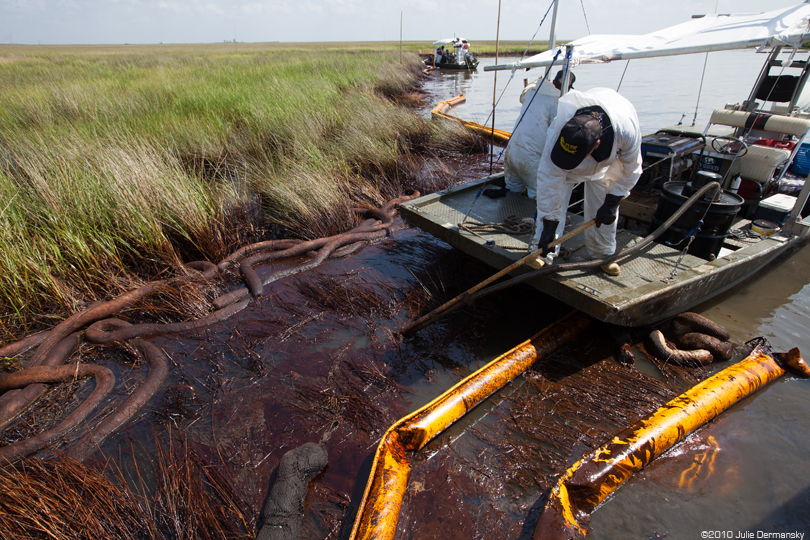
[424, 59, 478, 70]
[399, 174, 807, 327]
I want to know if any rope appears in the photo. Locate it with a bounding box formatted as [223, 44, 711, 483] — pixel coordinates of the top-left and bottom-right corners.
[727, 228, 765, 243]
[520, 0, 559, 61]
[617, 61, 630, 92]
[459, 215, 535, 248]
[579, 0, 592, 35]
[691, 53, 710, 126]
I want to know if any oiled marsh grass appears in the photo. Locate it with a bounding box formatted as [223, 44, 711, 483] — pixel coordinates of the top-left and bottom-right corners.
[0, 439, 252, 540]
[0, 45, 476, 339]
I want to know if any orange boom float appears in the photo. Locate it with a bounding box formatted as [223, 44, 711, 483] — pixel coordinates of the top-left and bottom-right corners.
[534, 345, 807, 539]
[349, 311, 592, 540]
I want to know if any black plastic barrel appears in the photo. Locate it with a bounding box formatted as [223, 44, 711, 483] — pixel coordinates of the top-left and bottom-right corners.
[651, 181, 744, 260]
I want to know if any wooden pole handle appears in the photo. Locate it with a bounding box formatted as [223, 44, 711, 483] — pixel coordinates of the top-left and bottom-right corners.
[400, 219, 595, 335]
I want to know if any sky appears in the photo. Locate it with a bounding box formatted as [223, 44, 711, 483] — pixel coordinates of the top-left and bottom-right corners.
[0, 0, 807, 46]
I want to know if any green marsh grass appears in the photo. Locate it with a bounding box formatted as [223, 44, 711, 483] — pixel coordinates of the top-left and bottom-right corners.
[0, 43, 481, 340]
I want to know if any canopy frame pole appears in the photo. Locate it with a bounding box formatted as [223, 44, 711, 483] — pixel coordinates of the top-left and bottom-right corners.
[548, 0, 560, 49]
[560, 45, 574, 97]
[490, 0, 503, 175]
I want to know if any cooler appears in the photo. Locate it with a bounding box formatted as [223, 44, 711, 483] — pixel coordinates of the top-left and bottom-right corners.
[753, 194, 797, 225]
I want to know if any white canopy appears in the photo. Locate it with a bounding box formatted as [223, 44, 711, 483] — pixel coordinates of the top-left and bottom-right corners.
[486, 4, 810, 71]
[433, 37, 468, 48]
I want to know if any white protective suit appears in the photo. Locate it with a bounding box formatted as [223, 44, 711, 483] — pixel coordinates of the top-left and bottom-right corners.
[532, 87, 642, 259]
[503, 79, 560, 199]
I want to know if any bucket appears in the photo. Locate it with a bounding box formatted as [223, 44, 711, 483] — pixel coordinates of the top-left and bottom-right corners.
[652, 181, 745, 260]
[751, 219, 780, 237]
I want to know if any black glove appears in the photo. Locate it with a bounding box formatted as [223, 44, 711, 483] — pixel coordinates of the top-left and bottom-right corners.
[538, 218, 559, 256]
[483, 187, 508, 199]
[595, 194, 623, 228]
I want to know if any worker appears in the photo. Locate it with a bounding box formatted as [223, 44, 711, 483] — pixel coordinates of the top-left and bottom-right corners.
[531, 87, 642, 276]
[486, 69, 575, 200]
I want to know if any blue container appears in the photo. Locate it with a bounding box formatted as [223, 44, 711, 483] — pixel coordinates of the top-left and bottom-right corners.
[791, 142, 810, 176]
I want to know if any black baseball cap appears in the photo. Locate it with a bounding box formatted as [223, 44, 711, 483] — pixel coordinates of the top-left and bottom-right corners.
[553, 69, 575, 86]
[550, 114, 601, 170]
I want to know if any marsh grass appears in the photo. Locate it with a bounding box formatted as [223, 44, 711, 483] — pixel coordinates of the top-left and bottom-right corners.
[0, 437, 252, 540]
[0, 44, 479, 340]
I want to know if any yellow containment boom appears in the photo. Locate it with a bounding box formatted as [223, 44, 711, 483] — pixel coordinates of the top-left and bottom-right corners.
[430, 95, 512, 146]
[348, 310, 593, 540]
[534, 346, 806, 540]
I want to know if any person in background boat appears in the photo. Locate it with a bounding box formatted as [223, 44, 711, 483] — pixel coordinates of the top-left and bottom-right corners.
[486, 69, 575, 200]
[435, 46, 443, 65]
[531, 87, 642, 276]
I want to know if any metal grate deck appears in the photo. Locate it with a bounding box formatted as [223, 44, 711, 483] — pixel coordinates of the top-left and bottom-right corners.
[418, 188, 709, 300]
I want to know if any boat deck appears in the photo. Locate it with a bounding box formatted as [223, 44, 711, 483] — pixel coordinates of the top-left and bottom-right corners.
[399, 174, 796, 326]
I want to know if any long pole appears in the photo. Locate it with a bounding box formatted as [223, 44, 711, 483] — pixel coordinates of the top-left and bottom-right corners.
[400, 219, 595, 335]
[549, 0, 560, 49]
[400, 11, 403, 63]
[490, 0, 502, 174]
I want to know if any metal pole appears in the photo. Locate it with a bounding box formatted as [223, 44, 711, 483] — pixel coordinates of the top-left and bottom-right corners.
[548, 0, 560, 50]
[561, 44, 574, 97]
[490, 0, 502, 175]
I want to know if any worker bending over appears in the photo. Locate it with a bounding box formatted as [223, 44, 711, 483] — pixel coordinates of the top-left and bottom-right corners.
[531, 87, 642, 276]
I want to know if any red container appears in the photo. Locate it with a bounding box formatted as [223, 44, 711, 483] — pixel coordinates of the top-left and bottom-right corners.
[753, 138, 796, 151]
[737, 179, 762, 199]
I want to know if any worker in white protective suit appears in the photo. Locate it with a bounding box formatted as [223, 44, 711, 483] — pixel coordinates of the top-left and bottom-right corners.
[531, 87, 642, 276]
[484, 70, 574, 199]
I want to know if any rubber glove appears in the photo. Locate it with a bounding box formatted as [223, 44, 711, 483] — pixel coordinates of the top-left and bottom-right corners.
[538, 218, 559, 256]
[483, 187, 508, 199]
[595, 194, 623, 228]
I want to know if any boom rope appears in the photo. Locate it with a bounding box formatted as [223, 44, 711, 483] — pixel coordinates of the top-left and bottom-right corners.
[0, 193, 418, 464]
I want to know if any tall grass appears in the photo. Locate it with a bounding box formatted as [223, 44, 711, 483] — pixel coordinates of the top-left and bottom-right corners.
[0, 44, 477, 340]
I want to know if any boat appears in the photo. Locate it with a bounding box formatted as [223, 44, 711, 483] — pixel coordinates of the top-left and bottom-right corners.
[426, 37, 479, 70]
[401, 4, 810, 328]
